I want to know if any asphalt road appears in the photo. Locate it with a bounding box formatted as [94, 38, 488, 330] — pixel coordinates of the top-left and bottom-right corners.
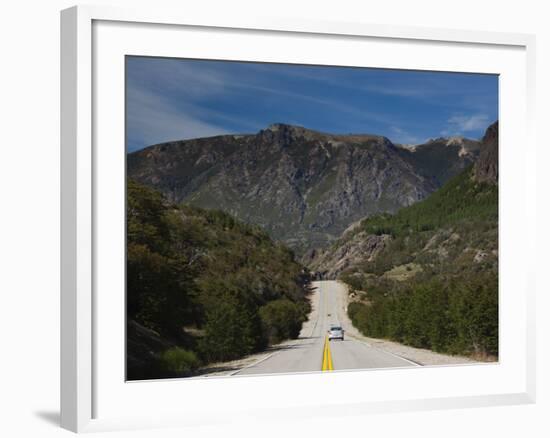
[234, 280, 417, 376]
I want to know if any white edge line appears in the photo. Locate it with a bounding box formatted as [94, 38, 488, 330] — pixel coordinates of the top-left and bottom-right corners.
[228, 350, 280, 376]
[348, 333, 422, 367]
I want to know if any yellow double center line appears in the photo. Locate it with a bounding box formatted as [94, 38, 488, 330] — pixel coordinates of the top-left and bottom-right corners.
[322, 335, 333, 371]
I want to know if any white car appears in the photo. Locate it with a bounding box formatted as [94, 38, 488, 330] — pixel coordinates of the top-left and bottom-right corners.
[328, 325, 344, 341]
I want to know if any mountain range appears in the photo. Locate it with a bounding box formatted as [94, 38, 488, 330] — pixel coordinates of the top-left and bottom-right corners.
[309, 121, 498, 278]
[127, 123, 482, 255]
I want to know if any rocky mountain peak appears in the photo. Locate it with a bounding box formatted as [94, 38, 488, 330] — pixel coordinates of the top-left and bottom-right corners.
[258, 123, 316, 147]
[445, 136, 466, 146]
[473, 121, 498, 184]
[397, 135, 481, 186]
[265, 122, 299, 132]
[424, 136, 477, 149]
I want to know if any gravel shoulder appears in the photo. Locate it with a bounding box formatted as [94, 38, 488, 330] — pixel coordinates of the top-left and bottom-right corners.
[194, 339, 297, 378]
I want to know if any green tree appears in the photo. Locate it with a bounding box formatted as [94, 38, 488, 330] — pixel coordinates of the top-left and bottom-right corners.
[259, 299, 305, 344]
[200, 289, 264, 362]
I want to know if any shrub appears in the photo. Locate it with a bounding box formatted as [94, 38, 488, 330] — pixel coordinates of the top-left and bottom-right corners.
[199, 290, 265, 362]
[159, 347, 200, 376]
[259, 299, 306, 344]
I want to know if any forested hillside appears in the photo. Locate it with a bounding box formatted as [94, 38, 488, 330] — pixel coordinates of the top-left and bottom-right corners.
[127, 180, 311, 380]
[344, 166, 498, 358]
[327, 122, 499, 359]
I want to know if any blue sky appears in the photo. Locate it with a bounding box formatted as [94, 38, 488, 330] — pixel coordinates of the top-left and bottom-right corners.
[126, 56, 498, 152]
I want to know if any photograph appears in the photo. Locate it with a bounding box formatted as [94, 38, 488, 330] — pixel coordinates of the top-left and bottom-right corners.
[125, 56, 499, 380]
[2, 0, 545, 435]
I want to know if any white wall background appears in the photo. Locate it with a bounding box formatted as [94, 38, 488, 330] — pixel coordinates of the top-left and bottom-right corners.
[0, 0, 547, 437]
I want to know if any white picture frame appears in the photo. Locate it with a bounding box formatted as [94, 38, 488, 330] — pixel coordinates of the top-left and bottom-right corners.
[60, 4, 536, 433]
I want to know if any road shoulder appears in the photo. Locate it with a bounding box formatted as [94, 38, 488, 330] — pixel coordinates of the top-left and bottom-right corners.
[194, 338, 300, 377]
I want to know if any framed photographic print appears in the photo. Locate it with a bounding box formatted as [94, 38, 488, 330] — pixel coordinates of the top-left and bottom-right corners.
[61, 4, 536, 433]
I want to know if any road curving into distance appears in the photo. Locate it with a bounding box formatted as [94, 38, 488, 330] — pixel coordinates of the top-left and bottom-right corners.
[232, 280, 418, 376]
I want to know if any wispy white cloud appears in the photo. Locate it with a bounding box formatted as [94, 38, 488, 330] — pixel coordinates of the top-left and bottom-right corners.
[268, 67, 489, 104]
[388, 126, 423, 145]
[127, 58, 230, 100]
[239, 83, 400, 127]
[268, 68, 430, 99]
[126, 59, 269, 150]
[126, 87, 230, 150]
[441, 113, 490, 136]
[360, 84, 428, 98]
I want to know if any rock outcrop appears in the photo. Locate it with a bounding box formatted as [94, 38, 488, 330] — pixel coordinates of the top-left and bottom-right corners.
[308, 232, 389, 279]
[474, 121, 498, 184]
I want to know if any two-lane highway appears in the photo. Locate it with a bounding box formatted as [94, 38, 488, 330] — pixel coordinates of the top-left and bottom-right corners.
[234, 280, 417, 376]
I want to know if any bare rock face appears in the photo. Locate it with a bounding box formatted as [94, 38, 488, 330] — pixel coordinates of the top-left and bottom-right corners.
[128, 123, 479, 254]
[474, 121, 498, 184]
[308, 232, 390, 279]
[398, 137, 481, 186]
